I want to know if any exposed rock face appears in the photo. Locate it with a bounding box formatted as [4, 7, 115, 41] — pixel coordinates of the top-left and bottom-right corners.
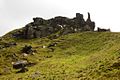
[84, 12, 95, 31]
[75, 13, 86, 31]
[14, 12, 96, 39]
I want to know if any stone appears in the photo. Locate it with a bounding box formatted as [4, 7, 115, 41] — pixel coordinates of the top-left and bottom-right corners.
[21, 45, 33, 54]
[97, 27, 110, 32]
[12, 60, 27, 69]
[42, 46, 46, 48]
[23, 53, 28, 57]
[12, 60, 36, 73]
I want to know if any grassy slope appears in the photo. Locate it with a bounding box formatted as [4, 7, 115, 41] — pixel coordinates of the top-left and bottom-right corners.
[0, 32, 120, 80]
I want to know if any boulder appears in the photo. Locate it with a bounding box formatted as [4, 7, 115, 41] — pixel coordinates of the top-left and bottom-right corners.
[12, 60, 36, 73]
[21, 45, 33, 54]
[12, 60, 27, 69]
[97, 27, 110, 32]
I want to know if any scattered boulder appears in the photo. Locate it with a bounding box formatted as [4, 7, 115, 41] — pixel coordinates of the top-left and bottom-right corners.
[12, 60, 27, 69]
[12, 60, 36, 73]
[23, 53, 28, 57]
[97, 27, 110, 32]
[21, 45, 35, 54]
[12, 60, 28, 73]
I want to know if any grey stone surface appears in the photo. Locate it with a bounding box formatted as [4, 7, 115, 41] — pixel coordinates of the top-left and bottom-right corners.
[13, 13, 96, 39]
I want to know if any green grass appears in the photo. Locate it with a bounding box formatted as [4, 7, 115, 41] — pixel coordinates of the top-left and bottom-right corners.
[0, 32, 120, 80]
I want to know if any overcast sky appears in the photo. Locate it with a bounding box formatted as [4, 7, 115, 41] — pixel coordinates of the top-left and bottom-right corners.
[0, 0, 120, 36]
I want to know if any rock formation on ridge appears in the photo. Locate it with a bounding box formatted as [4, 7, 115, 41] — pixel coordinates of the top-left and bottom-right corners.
[13, 12, 96, 39]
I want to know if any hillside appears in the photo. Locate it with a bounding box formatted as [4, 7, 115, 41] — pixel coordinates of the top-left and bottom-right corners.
[0, 32, 120, 80]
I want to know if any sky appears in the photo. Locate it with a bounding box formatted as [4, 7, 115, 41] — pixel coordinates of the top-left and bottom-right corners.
[0, 0, 120, 36]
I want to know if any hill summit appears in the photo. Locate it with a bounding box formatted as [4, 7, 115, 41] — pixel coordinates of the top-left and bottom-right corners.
[13, 12, 96, 39]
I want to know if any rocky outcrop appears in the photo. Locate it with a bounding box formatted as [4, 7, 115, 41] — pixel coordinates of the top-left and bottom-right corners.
[13, 12, 96, 39]
[84, 12, 95, 31]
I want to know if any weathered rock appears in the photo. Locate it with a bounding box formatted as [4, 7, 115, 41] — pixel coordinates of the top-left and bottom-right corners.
[12, 60, 27, 69]
[21, 45, 33, 54]
[12, 60, 36, 73]
[84, 12, 95, 31]
[13, 13, 96, 39]
[97, 27, 110, 32]
[75, 13, 86, 30]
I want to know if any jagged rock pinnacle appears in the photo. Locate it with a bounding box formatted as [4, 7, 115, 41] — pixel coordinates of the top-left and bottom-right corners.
[86, 12, 91, 22]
